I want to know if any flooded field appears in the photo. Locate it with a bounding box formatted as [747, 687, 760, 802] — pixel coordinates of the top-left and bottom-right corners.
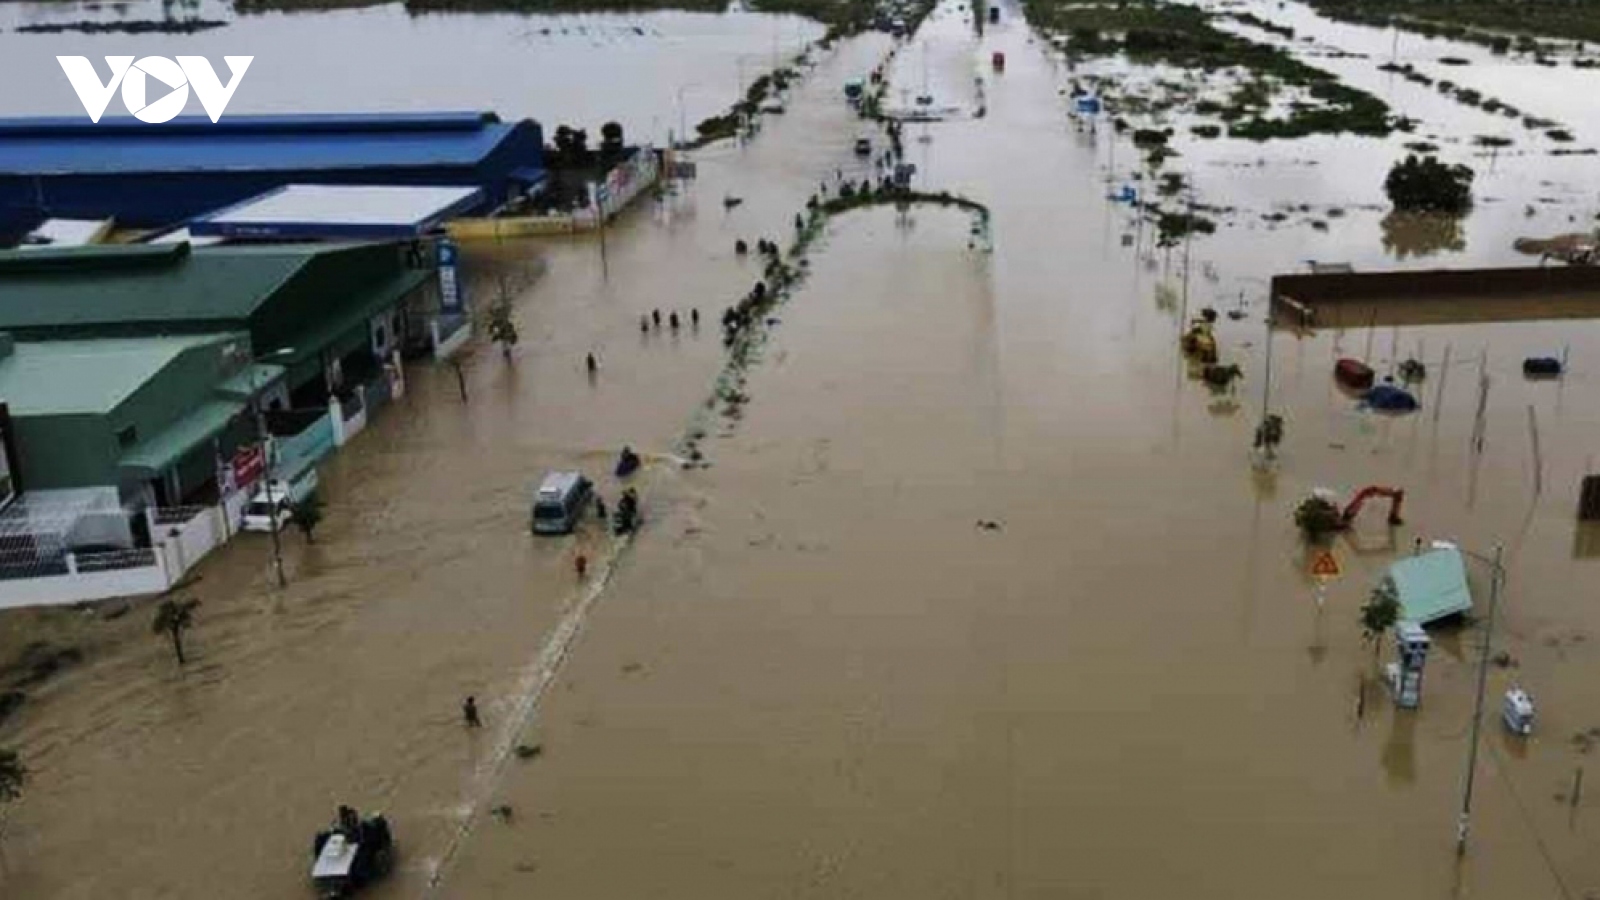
[0, 0, 820, 142]
[7, 0, 1600, 896]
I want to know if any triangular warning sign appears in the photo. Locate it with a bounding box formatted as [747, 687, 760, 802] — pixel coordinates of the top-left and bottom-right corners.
[1309, 550, 1342, 579]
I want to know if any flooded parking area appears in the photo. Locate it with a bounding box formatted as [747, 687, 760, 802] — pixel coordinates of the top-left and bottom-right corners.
[5, 0, 1600, 896]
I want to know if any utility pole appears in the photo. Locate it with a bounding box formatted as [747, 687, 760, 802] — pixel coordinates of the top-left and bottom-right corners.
[1260, 306, 1275, 425]
[589, 182, 609, 275]
[248, 354, 292, 589]
[251, 399, 285, 589]
[1180, 186, 1196, 324]
[1457, 544, 1505, 855]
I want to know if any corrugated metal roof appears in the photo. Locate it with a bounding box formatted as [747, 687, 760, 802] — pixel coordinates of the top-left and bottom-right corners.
[1387, 548, 1474, 625]
[0, 334, 246, 415]
[0, 243, 344, 330]
[0, 113, 516, 176]
[20, 218, 113, 249]
[190, 184, 485, 239]
[119, 398, 245, 474]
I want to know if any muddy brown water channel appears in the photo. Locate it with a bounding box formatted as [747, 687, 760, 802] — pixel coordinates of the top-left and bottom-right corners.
[7, 0, 1600, 897]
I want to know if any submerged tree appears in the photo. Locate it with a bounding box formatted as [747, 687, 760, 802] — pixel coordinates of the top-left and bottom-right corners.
[1384, 154, 1474, 214]
[488, 301, 518, 359]
[1294, 494, 1343, 542]
[151, 597, 201, 666]
[1360, 582, 1403, 665]
[0, 747, 24, 841]
[290, 493, 324, 544]
[599, 121, 626, 163]
[550, 125, 592, 169]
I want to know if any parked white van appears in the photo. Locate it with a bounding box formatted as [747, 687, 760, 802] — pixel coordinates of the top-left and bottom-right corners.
[241, 469, 319, 533]
[531, 471, 592, 535]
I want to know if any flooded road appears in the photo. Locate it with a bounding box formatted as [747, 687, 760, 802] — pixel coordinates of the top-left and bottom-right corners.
[7, 0, 1600, 897]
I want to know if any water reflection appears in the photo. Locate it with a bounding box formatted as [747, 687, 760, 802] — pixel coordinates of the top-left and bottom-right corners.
[1382, 709, 1420, 786]
[1381, 211, 1468, 259]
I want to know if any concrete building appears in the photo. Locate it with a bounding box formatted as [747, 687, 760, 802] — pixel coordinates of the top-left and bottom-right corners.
[0, 332, 264, 506]
[0, 240, 431, 407]
[0, 112, 545, 239]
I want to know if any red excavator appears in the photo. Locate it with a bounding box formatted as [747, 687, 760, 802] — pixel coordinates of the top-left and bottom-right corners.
[1337, 485, 1404, 529]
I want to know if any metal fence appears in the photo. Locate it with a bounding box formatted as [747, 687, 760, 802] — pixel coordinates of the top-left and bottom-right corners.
[150, 505, 208, 528]
[74, 547, 157, 573]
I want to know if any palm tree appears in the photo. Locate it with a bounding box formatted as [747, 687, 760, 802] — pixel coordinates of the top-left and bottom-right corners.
[290, 493, 324, 544]
[151, 598, 201, 666]
[0, 747, 24, 843]
[485, 276, 519, 360]
[1361, 582, 1403, 666]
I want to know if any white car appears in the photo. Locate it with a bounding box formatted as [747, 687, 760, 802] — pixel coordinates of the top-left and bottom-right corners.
[240, 472, 318, 533]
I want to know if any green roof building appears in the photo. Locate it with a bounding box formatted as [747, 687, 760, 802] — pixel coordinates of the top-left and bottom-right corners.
[0, 241, 429, 404]
[0, 333, 263, 504]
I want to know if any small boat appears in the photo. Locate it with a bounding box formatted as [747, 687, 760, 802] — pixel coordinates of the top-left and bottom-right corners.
[1335, 358, 1375, 390]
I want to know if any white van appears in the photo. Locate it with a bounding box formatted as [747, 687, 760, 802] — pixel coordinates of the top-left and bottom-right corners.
[531, 471, 593, 535]
[241, 469, 319, 533]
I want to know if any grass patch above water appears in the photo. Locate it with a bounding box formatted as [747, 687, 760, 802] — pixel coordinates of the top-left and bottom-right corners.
[1026, 0, 1393, 142]
[1303, 0, 1591, 51]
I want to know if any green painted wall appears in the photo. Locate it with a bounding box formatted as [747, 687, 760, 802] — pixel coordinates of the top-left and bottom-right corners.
[107, 338, 239, 450]
[13, 339, 246, 491]
[12, 413, 114, 489]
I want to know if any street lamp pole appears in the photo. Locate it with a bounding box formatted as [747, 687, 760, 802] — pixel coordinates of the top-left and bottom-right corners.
[1456, 542, 1505, 854]
[254, 394, 286, 589]
[676, 83, 699, 151]
[249, 348, 294, 589]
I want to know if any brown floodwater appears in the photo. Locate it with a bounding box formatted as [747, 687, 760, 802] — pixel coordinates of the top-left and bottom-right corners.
[7, 0, 1600, 897]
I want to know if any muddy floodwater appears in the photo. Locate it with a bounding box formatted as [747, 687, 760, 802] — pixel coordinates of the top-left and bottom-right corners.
[8, 0, 1600, 897]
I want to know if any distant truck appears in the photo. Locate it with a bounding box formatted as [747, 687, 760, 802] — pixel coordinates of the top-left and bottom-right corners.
[991, 51, 1006, 72]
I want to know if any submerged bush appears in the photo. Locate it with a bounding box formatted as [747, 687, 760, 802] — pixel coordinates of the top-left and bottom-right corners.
[1384, 154, 1474, 214]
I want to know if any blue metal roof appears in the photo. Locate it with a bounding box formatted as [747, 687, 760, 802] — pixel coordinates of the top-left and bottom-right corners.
[0, 112, 520, 176]
[0, 111, 544, 233]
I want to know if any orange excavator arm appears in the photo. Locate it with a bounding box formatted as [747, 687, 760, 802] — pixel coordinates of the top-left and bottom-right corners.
[1341, 486, 1405, 527]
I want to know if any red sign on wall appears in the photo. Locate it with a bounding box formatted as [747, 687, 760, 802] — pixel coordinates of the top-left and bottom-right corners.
[231, 444, 265, 490]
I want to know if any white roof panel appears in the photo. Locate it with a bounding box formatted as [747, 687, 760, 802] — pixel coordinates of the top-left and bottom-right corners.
[22, 218, 113, 249]
[204, 184, 483, 229]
